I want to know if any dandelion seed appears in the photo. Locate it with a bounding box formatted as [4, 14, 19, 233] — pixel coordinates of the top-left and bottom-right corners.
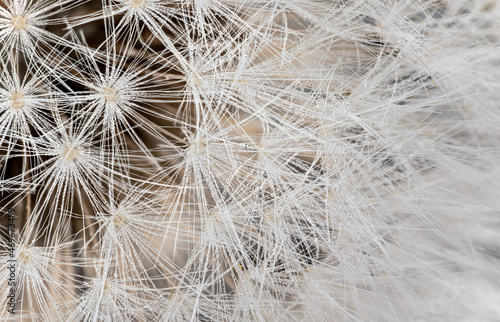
[0, 0, 89, 56]
[9, 92, 25, 110]
[11, 14, 26, 30]
[61, 145, 79, 163]
[112, 211, 127, 228]
[102, 86, 118, 103]
[130, 0, 146, 9]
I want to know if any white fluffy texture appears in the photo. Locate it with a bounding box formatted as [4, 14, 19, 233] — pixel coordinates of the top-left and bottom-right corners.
[0, 0, 499, 321]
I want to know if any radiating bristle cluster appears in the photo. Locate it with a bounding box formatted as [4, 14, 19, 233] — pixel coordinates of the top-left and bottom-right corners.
[1, 0, 500, 321]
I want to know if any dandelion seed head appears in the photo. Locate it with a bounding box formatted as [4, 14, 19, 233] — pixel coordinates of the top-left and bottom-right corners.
[2, 1, 500, 320]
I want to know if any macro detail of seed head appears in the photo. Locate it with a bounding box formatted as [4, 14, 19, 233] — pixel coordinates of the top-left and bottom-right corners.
[0, 0, 500, 321]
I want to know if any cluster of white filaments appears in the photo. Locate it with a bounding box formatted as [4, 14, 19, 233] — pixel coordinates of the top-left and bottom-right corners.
[0, 0, 500, 321]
